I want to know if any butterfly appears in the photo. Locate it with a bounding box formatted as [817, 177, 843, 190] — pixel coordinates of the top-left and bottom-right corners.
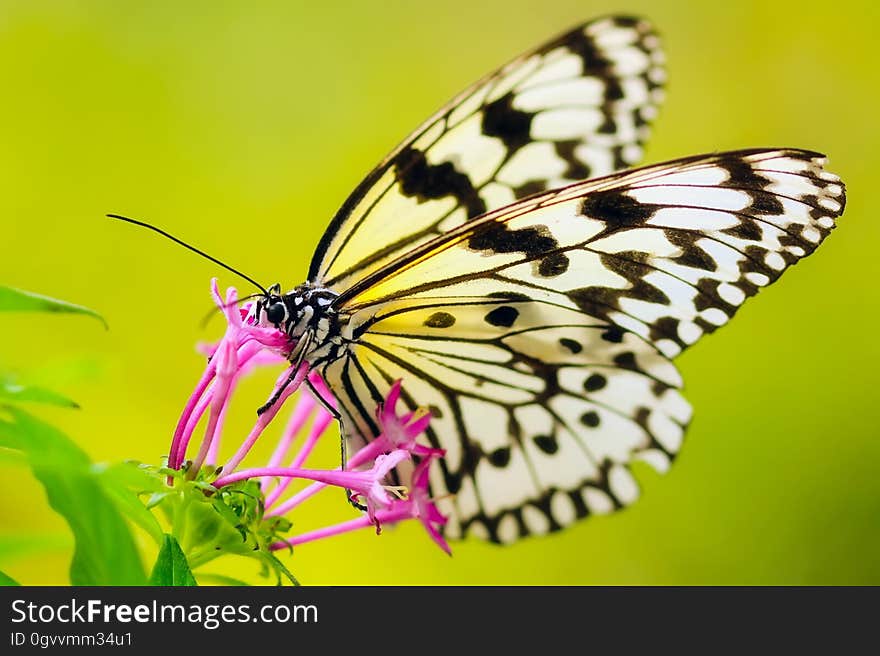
[227, 16, 848, 543]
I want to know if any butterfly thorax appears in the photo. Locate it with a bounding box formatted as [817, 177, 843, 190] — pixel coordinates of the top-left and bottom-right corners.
[254, 282, 344, 362]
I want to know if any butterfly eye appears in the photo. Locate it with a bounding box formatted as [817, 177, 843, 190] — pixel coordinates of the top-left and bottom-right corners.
[265, 302, 286, 325]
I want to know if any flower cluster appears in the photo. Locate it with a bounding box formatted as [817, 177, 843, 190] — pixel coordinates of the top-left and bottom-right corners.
[164, 279, 450, 569]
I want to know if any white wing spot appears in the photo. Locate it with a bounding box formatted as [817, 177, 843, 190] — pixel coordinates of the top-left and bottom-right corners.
[517, 52, 582, 89]
[700, 307, 729, 326]
[609, 465, 640, 504]
[677, 320, 703, 345]
[496, 513, 520, 544]
[497, 141, 569, 186]
[643, 166, 729, 186]
[648, 412, 684, 452]
[662, 390, 692, 424]
[634, 449, 671, 473]
[818, 197, 841, 212]
[480, 182, 517, 209]
[642, 34, 660, 49]
[746, 272, 770, 286]
[531, 108, 604, 140]
[514, 77, 605, 111]
[622, 144, 643, 164]
[550, 490, 577, 526]
[639, 104, 658, 121]
[654, 338, 681, 358]
[718, 282, 746, 306]
[468, 521, 490, 541]
[801, 226, 822, 243]
[631, 186, 751, 212]
[582, 487, 615, 514]
[764, 252, 786, 270]
[522, 504, 551, 536]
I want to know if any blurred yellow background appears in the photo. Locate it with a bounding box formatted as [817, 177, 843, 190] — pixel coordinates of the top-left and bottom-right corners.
[1, 0, 878, 584]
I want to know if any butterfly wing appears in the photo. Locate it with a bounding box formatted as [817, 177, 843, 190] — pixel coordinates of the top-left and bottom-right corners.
[319, 149, 845, 542]
[338, 149, 845, 358]
[319, 300, 689, 543]
[311, 15, 665, 293]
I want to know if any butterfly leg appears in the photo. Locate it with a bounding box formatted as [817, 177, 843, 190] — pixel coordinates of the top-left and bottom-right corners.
[305, 377, 341, 421]
[256, 333, 316, 415]
[314, 395, 367, 513]
[256, 366, 306, 415]
[342, 434, 368, 513]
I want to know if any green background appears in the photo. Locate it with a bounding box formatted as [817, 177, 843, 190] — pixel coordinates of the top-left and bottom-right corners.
[1, 0, 877, 585]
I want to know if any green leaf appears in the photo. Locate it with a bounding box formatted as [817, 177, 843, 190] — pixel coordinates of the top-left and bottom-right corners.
[0, 286, 107, 328]
[0, 533, 70, 560]
[179, 496, 250, 556]
[0, 407, 146, 585]
[260, 551, 300, 586]
[0, 570, 20, 586]
[195, 572, 250, 586]
[149, 535, 197, 586]
[0, 448, 26, 465]
[0, 378, 79, 408]
[94, 462, 166, 545]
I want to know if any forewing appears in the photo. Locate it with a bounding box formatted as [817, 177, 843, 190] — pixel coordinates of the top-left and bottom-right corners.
[310, 15, 665, 292]
[339, 149, 846, 359]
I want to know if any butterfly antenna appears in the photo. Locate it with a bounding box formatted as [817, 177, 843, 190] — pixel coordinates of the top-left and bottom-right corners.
[107, 213, 269, 295]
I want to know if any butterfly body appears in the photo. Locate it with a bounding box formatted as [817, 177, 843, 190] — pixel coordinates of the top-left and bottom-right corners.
[249, 16, 845, 543]
[259, 283, 342, 351]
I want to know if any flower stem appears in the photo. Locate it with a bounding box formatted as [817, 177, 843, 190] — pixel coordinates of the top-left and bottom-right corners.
[269, 506, 412, 550]
[264, 438, 386, 516]
[221, 364, 307, 475]
[261, 393, 316, 490]
[169, 361, 216, 469]
[264, 410, 334, 507]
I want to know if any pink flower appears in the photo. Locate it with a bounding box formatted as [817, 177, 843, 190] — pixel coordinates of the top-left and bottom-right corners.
[377, 381, 435, 454]
[213, 448, 412, 529]
[269, 450, 451, 555]
[375, 452, 451, 554]
[168, 279, 451, 561]
[409, 455, 452, 554]
[339, 449, 412, 527]
[168, 280, 292, 475]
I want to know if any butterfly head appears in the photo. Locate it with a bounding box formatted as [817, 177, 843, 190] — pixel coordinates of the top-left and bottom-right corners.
[258, 282, 288, 328]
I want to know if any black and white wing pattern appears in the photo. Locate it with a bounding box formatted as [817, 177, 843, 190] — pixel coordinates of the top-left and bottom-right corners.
[317, 149, 845, 543]
[310, 15, 665, 293]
